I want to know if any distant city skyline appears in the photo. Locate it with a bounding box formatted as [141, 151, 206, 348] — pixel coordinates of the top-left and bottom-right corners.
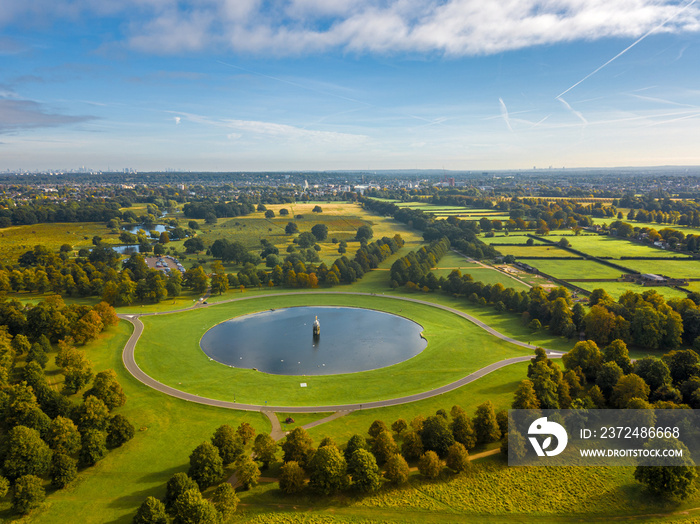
[2, 0, 700, 172]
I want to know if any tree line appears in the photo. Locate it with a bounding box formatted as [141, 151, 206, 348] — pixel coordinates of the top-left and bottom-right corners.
[0, 295, 133, 515]
[510, 342, 700, 499]
[389, 237, 450, 290]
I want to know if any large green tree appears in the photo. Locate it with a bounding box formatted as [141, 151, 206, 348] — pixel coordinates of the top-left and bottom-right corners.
[348, 449, 381, 493]
[133, 496, 168, 524]
[308, 445, 348, 495]
[3, 426, 52, 481]
[188, 442, 224, 489]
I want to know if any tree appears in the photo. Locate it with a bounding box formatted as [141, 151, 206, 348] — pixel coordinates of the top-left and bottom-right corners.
[211, 482, 238, 520]
[281, 427, 314, 470]
[419, 415, 455, 457]
[596, 361, 624, 399]
[12, 474, 45, 514]
[188, 442, 224, 489]
[355, 225, 373, 242]
[83, 369, 126, 410]
[383, 453, 410, 485]
[473, 401, 502, 444]
[285, 222, 299, 235]
[401, 431, 424, 461]
[73, 395, 110, 432]
[237, 422, 256, 445]
[511, 379, 540, 410]
[348, 449, 381, 493]
[211, 425, 245, 465]
[634, 439, 696, 499]
[26, 343, 49, 369]
[391, 419, 408, 435]
[604, 339, 632, 373]
[563, 340, 602, 382]
[79, 429, 107, 467]
[634, 357, 672, 392]
[279, 460, 305, 494]
[47, 416, 81, 455]
[264, 210, 275, 218]
[312, 205, 323, 213]
[371, 430, 398, 465]
[133, 496, 168, 524]
[612, 374, 650, 408]
[173, 488, 219, 524]
[311, 224, 329, 241]
[449, 413, 477, 449]
[308, 445, 348, 495]
[344, 434, 367, 462]
[445, 442, 470, 473]
[297, 232, 317, 249]
[50, 453, 77, 488]
[0, 476, 8, 499]
[3, 426, 52, 481]
[253, 433, 278, 469]
[663, 349, 700, 385]
[368, 420, 388, 439]
[237, 456, 260, 490]
[165, 472, 199, 511]
[107, 414, 135, 448]
[418, 451, 442, 479]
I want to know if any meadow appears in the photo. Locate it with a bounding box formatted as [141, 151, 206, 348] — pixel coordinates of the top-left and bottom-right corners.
[0, 222, 118, 264]
[547, 234, 681, 259]
[490, 244, 574, 258]
[525, 259, 624, 280]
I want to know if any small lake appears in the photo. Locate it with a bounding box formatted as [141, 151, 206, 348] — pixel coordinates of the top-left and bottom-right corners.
[199, 306, 427, 375]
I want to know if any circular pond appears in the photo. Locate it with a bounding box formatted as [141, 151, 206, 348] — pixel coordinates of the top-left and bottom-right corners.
[199, 306, 427, 375]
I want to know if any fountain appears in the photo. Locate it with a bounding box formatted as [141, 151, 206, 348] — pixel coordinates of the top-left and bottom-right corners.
[312, 316, 320, 338]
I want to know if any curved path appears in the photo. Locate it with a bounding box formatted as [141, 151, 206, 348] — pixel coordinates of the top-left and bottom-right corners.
[119, 291, 563, 413]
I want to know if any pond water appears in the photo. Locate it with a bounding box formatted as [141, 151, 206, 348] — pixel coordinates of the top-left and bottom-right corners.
[199, 306, 427, 375]
[122, 224, 168, 235]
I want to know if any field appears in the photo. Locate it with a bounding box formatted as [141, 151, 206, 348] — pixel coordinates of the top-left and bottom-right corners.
[164, 201, 425, 272]
[491, 244, 574, 258]
[544, 234, 681, 259]
[591, 216, 700, 236]
[134, 293, 534, 406]
[0, 222, 117, 264]
[525, 259, 624, 279]
[575, 280, 692, 300]
[367, 199, 510, 220]
[621, 260, 700, 279]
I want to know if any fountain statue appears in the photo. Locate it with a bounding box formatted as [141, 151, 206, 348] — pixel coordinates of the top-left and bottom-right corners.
[313, 316, 320, 337]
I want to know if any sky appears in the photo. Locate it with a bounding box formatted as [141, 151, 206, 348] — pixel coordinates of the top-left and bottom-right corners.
[1, 0, 700, 172]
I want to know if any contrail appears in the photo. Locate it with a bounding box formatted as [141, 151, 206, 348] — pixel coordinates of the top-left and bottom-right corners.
[499, 98, 513, 132]
[556, 0, 697, 99]
[558, 97, 588, 125]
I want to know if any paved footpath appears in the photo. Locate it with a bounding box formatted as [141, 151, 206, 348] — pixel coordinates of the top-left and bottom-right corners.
[119, 291, 563, 414]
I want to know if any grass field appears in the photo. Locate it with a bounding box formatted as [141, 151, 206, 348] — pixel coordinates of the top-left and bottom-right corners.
[0, 222, 118, 264]
[164, 202, 425, 273]
[550, 235, 681, 259]
[591, 217, 700, 236]
[491, 244, 575, 258]
[134, 293, 534, 406]
[621, 260, 700, 279]
[576, 281, 691, 300]
[526, 259, 624, 279]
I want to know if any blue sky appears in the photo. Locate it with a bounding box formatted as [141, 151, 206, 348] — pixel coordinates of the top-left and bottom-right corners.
[1, 0, 700, 172]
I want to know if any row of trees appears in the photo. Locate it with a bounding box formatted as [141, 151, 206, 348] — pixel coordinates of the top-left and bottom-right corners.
[389, 237, 450, 289]
[0, 296, 133, 514]
[511, 343, 700, 499]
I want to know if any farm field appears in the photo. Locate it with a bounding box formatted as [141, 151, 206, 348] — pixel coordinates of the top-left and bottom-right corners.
[491, 244, 575, 258]
[576, 280, 691, 300]
[591, 216, 700, 236]
[526, 259, 624, 279]
[621, 259, 700, 279]
[547, 234, 682, 258]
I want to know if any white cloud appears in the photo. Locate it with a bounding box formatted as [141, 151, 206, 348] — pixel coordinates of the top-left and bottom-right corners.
[173, 116, 181, 124]
[3, 0, 698, 56]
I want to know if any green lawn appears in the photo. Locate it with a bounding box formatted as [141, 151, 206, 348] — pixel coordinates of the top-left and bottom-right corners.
[621, 260, 700, 279]
[576, 281, 691, 300]
[134, 293, 534, 406]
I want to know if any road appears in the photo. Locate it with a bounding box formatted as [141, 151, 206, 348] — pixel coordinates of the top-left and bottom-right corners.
[119, 291, 563, 413]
